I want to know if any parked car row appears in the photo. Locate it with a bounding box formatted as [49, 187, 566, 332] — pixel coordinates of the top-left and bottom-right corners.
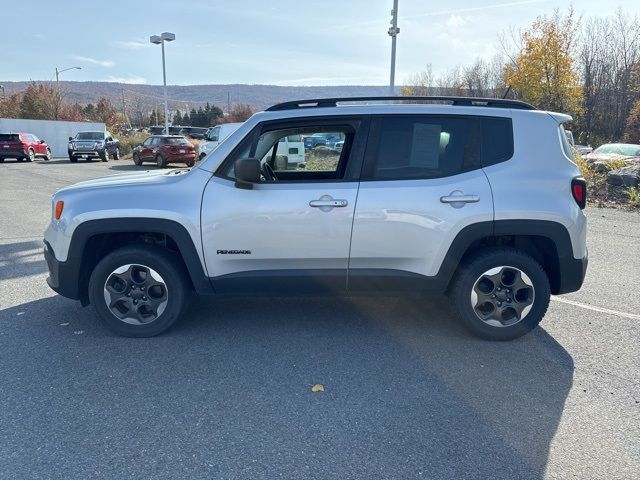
[147, 125, 209, 139]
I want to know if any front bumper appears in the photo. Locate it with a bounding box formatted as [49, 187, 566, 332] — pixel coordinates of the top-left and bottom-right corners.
[44, 241, 81, 300]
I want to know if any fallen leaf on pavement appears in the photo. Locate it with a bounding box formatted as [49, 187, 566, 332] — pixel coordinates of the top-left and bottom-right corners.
[311, 384, 324, 393]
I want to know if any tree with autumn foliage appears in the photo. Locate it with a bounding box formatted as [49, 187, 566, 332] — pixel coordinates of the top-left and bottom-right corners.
[503, 9, 583, 116]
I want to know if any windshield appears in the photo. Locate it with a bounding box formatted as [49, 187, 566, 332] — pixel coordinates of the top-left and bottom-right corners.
[75, 132, 104, 140]
[594, 144, 640, 156]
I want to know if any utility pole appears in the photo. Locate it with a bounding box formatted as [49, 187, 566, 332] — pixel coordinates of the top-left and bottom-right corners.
[388, 0, 400, 96]
[121, 88, 131, 129]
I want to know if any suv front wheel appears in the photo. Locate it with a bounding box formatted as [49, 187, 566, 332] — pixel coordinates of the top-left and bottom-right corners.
[449, 248, 550, 341]
[88, 245, 190, 337]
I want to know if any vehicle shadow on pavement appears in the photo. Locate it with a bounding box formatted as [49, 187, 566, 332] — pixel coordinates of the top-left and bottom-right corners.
[0, 240, 47, 281]
[0, 294, 572, 479]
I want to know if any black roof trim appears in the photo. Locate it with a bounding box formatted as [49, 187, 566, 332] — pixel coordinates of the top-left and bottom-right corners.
[266, 96, 536, 112]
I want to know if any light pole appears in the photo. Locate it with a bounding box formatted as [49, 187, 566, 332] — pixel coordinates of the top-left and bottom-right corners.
[150, 32, 175, 135]
[55, 66, 82, 90]
[388, 0, 400, 95]
[54, 66, 81, 119]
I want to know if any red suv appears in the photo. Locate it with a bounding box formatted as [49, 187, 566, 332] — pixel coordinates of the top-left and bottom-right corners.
[132, 135, 196, 167]
[0, 133, 52, 162]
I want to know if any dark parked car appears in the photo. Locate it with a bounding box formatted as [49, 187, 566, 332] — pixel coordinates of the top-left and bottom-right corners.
[0, 133, 52, 162]
[68, 131, 120, 162]
[303, 133, 344, 149]
[132, 135, 196, 168]
[179, 127, 209, 139]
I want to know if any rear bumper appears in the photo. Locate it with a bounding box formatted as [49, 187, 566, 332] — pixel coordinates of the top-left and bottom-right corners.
[166, 153, 196, 163]
[44, 241, 81, 300]
[0, 150, 26, 158]
[557, 250, 588, 294]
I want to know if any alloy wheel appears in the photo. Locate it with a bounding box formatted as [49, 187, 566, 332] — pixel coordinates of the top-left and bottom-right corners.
[103, 264, 168, 325]
[470, 266, 535, 327]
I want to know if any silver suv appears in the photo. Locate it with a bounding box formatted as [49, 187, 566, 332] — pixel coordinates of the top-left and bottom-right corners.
[44, 96, 588, 340]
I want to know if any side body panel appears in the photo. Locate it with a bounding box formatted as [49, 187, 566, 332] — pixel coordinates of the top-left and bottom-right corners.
[349, 170, 494, 278]
[201, 176, 358, 285]
[486, 111, 587, 259]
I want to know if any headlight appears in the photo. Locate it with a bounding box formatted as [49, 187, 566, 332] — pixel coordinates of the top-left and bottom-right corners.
[96, 141, 105, 148]
[68, 142, 73, 149]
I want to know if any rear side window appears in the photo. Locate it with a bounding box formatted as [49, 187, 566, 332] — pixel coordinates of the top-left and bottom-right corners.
[164, 137, 190, 145]
[481, 117, 514, 166]
[363, 116, 481, 180]
[558, 125, 574, 160]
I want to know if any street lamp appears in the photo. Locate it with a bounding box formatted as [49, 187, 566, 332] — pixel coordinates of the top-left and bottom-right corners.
[54, 66, 81, 119]
[150, 32, 175, 135]
[388, 0, 400, 95]
[55, 66, 82, 89]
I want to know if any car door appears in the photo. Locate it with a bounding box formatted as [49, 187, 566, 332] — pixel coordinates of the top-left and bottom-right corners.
[348, 114, 495, 291]
[201, 117, 368, 293]
[138, 137, 152, 160]
[29, 134, 43, 155]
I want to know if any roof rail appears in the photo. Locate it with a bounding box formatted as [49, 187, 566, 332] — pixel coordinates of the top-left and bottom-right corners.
[265, 96, 536, 112]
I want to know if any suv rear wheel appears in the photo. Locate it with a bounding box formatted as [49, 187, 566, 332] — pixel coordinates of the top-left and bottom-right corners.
[156, 154, 166, 168]
[113, 147, 120, 160]
[88, 245, 190, 337]
[449, 248, 550, 341]
[26, 149, 35, 162]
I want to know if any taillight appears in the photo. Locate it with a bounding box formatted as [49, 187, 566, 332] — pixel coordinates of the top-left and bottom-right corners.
[571, 177, 587, 209]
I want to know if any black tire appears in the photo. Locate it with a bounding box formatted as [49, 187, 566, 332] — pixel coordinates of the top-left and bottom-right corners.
[69, 156, 77, 163]
[156, 154, 166, 168]
[100, 152, 109, 162]
[133, 153, 142, 166]
[88, 245, 191, 337]
[113, 147, 120, 160]
[449, 247, 550, 341]
[186, 159, 195, 168]
[26, 149, 35, 162]
[17, 157, 24, 162]
[0, 158, 4, 163]
[44, 148, 52, 161]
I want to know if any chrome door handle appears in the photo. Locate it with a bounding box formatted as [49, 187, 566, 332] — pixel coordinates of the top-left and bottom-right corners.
[309, 199, 348, 208]
[440, 194, 480, 204]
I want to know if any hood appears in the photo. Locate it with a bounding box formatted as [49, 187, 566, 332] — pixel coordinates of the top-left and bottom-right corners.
[57, 168, 190, 193]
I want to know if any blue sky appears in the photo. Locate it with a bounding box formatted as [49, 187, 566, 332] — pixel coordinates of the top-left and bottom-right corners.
[1, 0, 638, 86]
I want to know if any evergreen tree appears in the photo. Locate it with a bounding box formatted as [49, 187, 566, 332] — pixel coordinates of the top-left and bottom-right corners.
[173, 109, 183, 125]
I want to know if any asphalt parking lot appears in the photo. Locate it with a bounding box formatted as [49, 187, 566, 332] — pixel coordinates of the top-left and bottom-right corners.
[0, 158, 638, 479]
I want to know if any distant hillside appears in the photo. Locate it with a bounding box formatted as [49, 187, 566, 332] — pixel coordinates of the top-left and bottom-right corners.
[0, 81, 397, 111]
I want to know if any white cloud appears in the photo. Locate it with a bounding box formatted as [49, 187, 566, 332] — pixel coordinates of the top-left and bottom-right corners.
[105, 75, 147, 84]
[113, 40, 150, 50]
[70, 55, 115, 67]
[446, 14, 468, 28]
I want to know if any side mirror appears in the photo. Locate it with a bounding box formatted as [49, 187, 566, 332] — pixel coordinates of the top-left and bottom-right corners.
[39, 140, 45, 144]
[234, 158, 261, 190]
[68, 136, 73, 141]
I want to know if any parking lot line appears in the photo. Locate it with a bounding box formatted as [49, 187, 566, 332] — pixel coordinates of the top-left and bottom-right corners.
[551, 296, 640, 320]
